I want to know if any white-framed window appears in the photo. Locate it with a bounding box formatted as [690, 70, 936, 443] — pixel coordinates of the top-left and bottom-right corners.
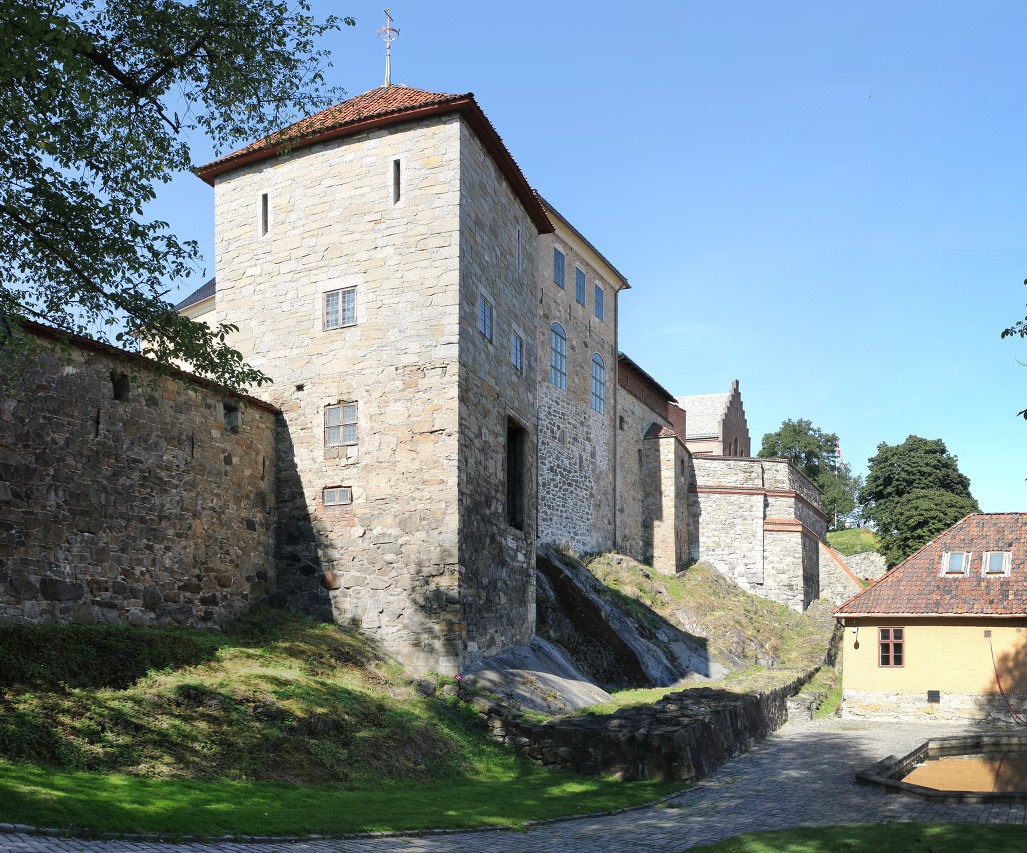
[511, 332, 523, 371]
[478, 296, 494, 341]
[323, 486, 353, 506]
[591, 353, 605, 414]
[324, 287, 357, 329]
[325, 403, 358, 447]
[594, 284, 604, 320]
[575, 268, 586, 305]
[549, 322, 567, 390]
[983, 551, 1012, 576]
[941, 551, 971, 576]
[553, 248, 565, 288]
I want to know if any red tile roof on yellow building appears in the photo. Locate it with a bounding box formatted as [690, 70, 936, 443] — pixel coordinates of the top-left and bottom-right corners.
[196, 85, 552, 234]
[835, 513, 1027, 617]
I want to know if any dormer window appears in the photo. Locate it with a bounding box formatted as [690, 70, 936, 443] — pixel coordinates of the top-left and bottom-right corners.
[941, 551, 970, 576]
[983, 551, 1012, 577]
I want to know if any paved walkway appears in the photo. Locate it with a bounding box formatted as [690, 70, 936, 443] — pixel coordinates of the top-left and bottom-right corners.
[1, 718, 1025, 852]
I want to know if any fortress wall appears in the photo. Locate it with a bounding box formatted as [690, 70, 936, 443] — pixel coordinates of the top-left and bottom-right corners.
[0, 329, 277, 627]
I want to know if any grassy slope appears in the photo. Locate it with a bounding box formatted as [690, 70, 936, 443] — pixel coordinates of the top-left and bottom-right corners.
[826, 528, 881, 556]
[0, 610, 679, 835]
[581, 556, 838, 714]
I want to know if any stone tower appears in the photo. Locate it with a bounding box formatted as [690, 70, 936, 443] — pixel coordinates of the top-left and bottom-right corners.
[194, 86, 553, 674]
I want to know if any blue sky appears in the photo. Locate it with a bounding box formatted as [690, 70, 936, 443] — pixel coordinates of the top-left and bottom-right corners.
[160, 1, 1027, 512]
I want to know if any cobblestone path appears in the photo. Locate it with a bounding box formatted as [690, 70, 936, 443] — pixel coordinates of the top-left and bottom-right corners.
[2, 718, 1025, 853]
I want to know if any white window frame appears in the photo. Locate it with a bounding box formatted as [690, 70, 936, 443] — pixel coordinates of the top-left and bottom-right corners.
[940, 551, 971, 576]
[325, 403, 358, 447]
[324, 286, 357, 330]
[982, 551, 1012, 577]
[323, 486, 353, 506]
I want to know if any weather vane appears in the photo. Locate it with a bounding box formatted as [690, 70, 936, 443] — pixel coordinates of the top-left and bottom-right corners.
[378, 8, 399, 87]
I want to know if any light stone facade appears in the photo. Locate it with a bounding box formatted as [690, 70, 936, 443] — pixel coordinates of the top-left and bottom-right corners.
[534, 209, 623, 556]
[209, 111, 542, 673]
[687, 456, 825, 611]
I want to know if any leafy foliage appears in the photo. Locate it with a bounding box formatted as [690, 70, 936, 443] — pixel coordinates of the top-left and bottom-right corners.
[859, 436, 980, 566]
[1, 0, 354, 391]
[1001, 278, 1027, 419]
[758, 419, 861, 527]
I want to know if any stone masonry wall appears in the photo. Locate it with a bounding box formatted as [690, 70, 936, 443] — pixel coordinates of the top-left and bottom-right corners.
[455, 120, 539, 664]
[0, 329, 277, 627]
[615, 387, 670, 565]
[213, 116, 466, 674]
[689, 456, 826, 611]
[842, 690, 1027, 725]
[535, 228, 617, 555]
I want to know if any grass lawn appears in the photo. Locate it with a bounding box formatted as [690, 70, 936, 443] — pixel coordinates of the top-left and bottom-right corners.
[826, 528, 881, 556]
[686, 822, 1027, 852]
[0, 612, 684, 836]
[0, 758, 681, 836]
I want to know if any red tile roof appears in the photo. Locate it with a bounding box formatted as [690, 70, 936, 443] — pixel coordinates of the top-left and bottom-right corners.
[196, 85, 552, 234]
[835, 513, 1027, 617]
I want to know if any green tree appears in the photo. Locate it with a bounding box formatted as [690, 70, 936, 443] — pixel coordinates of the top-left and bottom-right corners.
[859, 436, 980, 567]
[1, 0, 354, 391]
[758, 418, 860, 527]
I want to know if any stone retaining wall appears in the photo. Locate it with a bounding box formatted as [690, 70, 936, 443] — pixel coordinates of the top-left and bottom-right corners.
[842, 689, 1027, 725]
[469, 671, 816, 782]
[0, 326, 278, 628]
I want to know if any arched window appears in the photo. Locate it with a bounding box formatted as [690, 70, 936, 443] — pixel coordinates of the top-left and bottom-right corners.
[549, 323, 567, 390]
[591, 353, 605, 414]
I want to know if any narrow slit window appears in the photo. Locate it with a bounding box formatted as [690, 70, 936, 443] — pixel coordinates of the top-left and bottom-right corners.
[575, 268, 586, 305]
[594, 284, 605, 320]
[260, 192, 269, 237]
[516, 228, 521, 270]
[506, 419, 526, 530]
[511, 332, 523, 371]
[391, 159, 401, 205]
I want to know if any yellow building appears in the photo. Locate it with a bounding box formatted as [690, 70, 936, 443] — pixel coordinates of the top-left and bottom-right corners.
[835, 513, 1027, 724]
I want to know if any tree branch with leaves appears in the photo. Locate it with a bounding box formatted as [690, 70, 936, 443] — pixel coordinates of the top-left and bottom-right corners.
[1, 0, 354, 391]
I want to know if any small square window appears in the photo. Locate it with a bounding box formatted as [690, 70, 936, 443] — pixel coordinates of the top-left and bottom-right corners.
[575, 268, 586, 305]
[879, 627, 904, 667]
[324, 287, 356, 329]
[511, 333, 523, 371]
[553, 248, 565, 288]
[941, 552, 970, 576]
[594, 284, 604, 320]
[983, 551, 1011, 576]
[325, 403, 358, 447]
[323, 486, 352, 506]
[478, 296, 493, 341]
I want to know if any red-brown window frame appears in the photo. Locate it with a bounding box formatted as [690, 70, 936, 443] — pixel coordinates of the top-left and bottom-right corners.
[879, 626, 904, 668]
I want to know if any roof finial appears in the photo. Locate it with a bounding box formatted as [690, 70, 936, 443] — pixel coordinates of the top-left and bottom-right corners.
[378, 8, 399, 87]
